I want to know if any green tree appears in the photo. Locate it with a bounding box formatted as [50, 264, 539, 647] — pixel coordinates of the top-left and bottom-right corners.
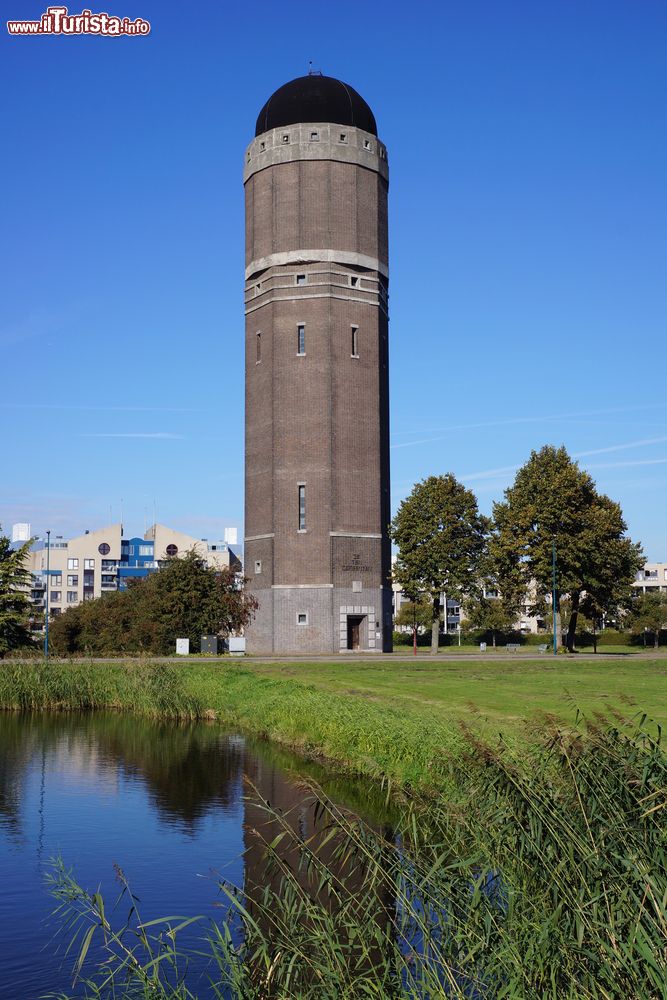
[394, 597, 433, 634]
[0, 527, 36, 658]
[627, 592, 667, 649]
[491, 446, 643, 652]
[463, 595, 517, 648]
[50, 551, 258, 656]
[390, 475, 487, 654]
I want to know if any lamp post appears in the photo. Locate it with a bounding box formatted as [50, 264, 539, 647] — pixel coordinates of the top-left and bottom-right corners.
[44, 530, 51, 660]
[551, 534, 558, 657]
[412, 599, 417, 657]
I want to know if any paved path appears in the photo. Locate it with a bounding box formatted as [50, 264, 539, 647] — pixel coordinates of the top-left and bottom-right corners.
[21, 650, 666, 665]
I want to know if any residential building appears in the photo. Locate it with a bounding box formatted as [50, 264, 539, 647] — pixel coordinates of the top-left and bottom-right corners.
[632, 563, 667, 594]
[24, 523, 241, 617]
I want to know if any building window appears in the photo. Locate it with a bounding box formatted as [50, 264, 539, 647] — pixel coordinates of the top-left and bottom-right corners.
[363, 139, 372, 150]
[52, 574, 62, 587]
[282, 133, 290, 144]
[67, 558, 79, 570]
[98, 543, 110, 555]
[254, 560, 262, 575]
[67, 575, 78, 587]
[298, 484, 306, 530]
[84, 559, 94, 569]
[259, 141, 265, 151]
[295, 274, 306, 285]
[297, 612, 308, 625]
[256, 332, 261, 363]
[139, 545, 152, 556]
[339, 132, 347, 143]
[351, 326, 359, 357]
[166, 544, 178, 557]
[309, 131, 319, 141]
[350, 276, 358, 287]
[67, 591, 78, 603]
[297, 324, 305, 355]
[50, 591, 61, 603]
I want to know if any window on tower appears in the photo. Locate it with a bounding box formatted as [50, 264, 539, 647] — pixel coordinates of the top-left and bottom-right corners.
[256, 332, 261, 363]
[351, 326, 359, 358]
[296, 274, 306, 286]
[297, 324, 305, 356]
[298, 485, 306, 531]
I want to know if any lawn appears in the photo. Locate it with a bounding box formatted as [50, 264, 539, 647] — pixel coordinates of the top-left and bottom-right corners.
[2, 655, 665, 792]
[193, 655, 667, 731]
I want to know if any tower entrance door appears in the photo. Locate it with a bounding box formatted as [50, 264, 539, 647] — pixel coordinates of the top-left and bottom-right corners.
[346, 615, 364, 651]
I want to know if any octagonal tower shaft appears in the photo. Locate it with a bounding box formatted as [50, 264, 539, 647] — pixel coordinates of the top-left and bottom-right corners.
[244, 120, 391, 654]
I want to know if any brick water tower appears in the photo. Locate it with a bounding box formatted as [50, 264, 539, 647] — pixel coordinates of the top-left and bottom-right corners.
[243, 73, 391, 654]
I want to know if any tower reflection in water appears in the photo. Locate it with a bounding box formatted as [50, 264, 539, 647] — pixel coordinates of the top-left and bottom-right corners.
[0, 712, 396, 995]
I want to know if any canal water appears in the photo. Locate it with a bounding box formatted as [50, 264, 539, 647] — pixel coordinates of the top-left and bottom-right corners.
[0, 711, 391, 999]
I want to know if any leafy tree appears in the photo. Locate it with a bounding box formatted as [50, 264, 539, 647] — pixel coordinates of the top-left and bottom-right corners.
[394, 597, 433, 634]
[390, 475, 487, 654]
[50, 551, 257, 656]
[463, 595, 517, 648]
[0, 527, 36, 658]
[627, 592, 667, 649]
[491, 446, 643, 652]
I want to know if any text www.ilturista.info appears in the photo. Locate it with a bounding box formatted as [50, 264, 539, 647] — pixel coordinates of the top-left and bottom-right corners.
[7, 6, 150, 35]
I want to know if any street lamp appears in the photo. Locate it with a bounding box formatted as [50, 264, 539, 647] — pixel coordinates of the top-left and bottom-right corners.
[551, 534, 558, 657]
[412, 599, 417, 657]
[44, 530, 51, 660]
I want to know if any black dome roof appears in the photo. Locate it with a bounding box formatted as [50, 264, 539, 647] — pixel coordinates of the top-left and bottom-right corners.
[255, 74, 377, 137]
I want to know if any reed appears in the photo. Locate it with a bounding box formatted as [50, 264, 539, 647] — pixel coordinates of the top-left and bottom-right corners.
[47, 715, 667, 999]
[0, 660, 203, 719]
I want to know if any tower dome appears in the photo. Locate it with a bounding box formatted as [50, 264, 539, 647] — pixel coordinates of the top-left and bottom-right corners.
[255, 74, 377, 137]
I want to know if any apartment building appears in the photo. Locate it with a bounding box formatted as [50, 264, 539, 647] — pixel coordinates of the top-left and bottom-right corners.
[25, 523, 241, 617]
[632, 563, 667, 595]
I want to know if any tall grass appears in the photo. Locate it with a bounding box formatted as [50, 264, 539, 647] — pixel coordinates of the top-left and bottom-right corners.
[47, 716, 667, 999]
[0, 660, 203, 719]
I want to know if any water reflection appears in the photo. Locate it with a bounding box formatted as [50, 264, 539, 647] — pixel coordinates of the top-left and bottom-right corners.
[0, 711, 395, 998]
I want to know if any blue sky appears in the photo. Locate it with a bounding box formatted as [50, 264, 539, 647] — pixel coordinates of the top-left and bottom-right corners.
[2, 0, 666, 557]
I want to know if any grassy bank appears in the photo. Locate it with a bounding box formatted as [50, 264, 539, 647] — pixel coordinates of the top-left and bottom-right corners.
[2, 657, 666, 794]
[4, 659, 665, 996]
[50, 717, 667, 999]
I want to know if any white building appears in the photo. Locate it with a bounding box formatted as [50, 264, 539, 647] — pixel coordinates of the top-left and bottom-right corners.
[632, 563, 667, 595]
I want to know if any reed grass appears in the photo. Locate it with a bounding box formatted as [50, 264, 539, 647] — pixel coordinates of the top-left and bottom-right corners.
[0, 660, 203, 719]
[46, 715, 667, 999]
